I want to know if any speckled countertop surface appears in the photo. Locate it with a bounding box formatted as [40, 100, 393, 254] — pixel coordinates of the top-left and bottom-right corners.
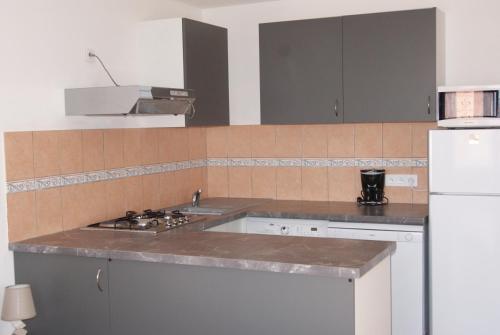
[10, 198, 427, 279]
[244, 199, 427, 225]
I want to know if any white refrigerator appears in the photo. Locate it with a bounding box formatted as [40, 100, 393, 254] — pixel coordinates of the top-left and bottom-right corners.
[429, 129, 500, 335]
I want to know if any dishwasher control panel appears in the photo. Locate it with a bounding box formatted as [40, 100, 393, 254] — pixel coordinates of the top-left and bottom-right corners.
[245, 218, 329, 237]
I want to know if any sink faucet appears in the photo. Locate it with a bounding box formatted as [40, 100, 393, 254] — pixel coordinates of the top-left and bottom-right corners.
[192, 189, 202, 207]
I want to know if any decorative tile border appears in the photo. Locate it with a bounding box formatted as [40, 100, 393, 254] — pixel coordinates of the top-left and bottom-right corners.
[207, 158, 228, 167]
[7, 180, 37, 193]
[228, 158, 254, 167]
[208, 158, 427, 169]
[5, 160, 207, 194]
[253, 159, 278, 167]
[6, 158, 427, 194]
[278, 159, 302, 167]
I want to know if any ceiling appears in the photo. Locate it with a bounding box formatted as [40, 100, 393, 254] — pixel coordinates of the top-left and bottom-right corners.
[178, 0, 277, 8]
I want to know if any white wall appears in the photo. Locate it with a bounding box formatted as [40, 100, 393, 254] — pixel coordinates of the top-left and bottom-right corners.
[0, 0, 201, 332]
[202, 0, 500, 125]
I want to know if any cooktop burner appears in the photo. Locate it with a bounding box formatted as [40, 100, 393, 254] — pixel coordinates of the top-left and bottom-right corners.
[82, 209, 205, 234]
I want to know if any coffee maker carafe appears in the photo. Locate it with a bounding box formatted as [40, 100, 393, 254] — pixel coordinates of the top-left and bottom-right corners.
[357, 169, 389, 206]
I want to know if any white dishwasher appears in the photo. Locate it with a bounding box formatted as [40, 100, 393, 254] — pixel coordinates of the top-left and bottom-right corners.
[327, 222, 425, 335]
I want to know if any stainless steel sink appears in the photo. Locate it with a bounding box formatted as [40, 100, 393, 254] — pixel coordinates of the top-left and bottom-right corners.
[178, 206, 230, 216]
[176, 198, 268, 216]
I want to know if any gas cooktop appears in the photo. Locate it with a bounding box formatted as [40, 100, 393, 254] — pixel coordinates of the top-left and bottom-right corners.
[82, 209, 205, 234]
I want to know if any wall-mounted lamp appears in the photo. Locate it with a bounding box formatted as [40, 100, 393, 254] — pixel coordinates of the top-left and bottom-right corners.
[1, 284, 36, 335]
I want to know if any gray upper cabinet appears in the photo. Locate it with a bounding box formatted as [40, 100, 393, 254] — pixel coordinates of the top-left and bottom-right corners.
[183, 18, 230, 127]
[343, 8, 436, 123]
[259, 8, 436, 125]
[260, 17, 343, 124]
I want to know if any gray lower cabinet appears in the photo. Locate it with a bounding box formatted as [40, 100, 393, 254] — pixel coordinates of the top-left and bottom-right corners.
[14, 253, 110, 335]
[109, 259, 354, 335]
[260, 17, 343, 125]
[183, 18, 230, 127]
[14, 253, 356, 335]
[342, 8, 436, 123]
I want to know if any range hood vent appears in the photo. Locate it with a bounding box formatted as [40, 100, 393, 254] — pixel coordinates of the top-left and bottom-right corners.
[65, 86, 195, 117]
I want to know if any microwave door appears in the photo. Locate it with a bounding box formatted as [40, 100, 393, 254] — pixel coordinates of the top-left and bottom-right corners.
[437, 86, 500, 128]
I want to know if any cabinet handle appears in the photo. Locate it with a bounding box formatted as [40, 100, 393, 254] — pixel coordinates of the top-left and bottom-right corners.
[427, 96, 431, 115]
[334, 99, 339, 117]
[96, 268, 103, 292]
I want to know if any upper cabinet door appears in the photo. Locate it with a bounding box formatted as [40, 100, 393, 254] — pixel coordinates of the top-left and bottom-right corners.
[183, 18, 230, 127]
[260, 17, 343, 125]
[343, 8, 436, 123]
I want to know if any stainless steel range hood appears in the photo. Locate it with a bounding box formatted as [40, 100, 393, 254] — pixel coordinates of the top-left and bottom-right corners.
[65, 86, 195, 116]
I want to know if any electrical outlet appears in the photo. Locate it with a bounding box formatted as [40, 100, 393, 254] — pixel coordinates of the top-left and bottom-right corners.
[86, 48, 96, 62]
[386, 174, 418, 188]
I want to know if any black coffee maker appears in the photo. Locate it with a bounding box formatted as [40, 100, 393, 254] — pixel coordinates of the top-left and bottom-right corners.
[357, 169, 389, 206]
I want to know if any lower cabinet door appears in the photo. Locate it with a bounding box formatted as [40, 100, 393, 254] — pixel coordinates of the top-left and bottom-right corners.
[14, 253, 110, 335]
[109, 260, 355, 335]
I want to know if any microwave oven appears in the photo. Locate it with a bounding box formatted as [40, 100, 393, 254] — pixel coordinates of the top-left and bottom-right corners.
[438, 85, 500, 128]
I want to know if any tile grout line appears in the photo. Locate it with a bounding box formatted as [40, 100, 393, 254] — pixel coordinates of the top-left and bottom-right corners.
[410, 124, 414, 204]
[326, 126, 330, 202]
[298, 126, 303, 201]
[351, 125, 357, 201]
[31, 131, 39, 235]
[382, 123, 385, 159]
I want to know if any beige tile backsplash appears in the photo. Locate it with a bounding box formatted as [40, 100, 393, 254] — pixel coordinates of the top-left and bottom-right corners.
[7, 191, 37, 242]
[302, 167, 329, 201]
[275, 125, 303, 158]
[33, 131, 60, 178]
[228, 167, 252, 198]
[227, 126, 252, 158]
[4, 132, 34, 181]
[35, 188, 63, 236]
[82, 130, 105, 172]
[327, 124, 355, 158]
[328, 167, 357, 202]
[103, 129, 125, 169]
[4, 122, 435, 242]
[251, 167, 276, 199]
[206, 123, 436, 204]
[4, 127, 208, 241]
[302, 125, 328, 158]
[276, 167, 302, 201]
[382, 123, 413, 158]
[58, 130, 84, 175]
[354, 124, 383, 158]
[250, 125, 276, 158]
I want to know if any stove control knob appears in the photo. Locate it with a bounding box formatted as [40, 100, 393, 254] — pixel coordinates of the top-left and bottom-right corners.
[280, 226, 290, 235]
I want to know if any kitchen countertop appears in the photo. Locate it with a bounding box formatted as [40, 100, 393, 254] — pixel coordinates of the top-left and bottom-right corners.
[9, 198, 427, 279]
[244, 199, 427, 225]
